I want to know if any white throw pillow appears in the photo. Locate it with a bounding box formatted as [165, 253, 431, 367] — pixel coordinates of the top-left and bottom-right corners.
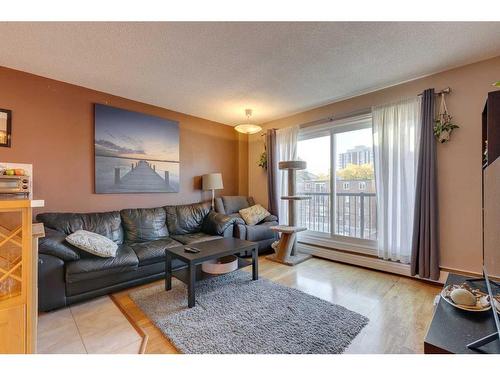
[66, 230, 118, 258]
[239, 204, 271, 226]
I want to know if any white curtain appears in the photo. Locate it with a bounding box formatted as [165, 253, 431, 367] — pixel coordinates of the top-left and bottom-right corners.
[372, 97, 421, 263]
[276, 125, 299, 224]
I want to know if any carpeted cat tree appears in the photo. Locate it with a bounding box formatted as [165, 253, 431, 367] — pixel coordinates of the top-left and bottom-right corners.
[266, 160, 312, 266]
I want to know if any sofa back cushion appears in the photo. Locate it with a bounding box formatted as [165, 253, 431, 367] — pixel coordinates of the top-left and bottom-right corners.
[38, 227, 81, 261]
[120, 207, 169, 242]
[217, 196, 255, 215]
[165, 202, 211, 235]
[37, 211, 124, 244]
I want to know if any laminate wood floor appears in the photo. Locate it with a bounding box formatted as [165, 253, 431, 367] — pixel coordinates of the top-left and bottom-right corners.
[111, 256, 442, 354]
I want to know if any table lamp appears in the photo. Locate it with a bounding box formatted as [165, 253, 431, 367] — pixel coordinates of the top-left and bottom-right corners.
[202, 173, 224, 209]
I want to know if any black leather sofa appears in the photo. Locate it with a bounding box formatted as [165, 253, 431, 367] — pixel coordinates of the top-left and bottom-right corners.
[37, 202, 238, 312]
[214, 196, 278, 251]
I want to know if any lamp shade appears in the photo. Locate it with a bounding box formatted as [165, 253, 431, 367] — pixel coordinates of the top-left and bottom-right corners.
[202, 173, 224, 190]
[234, 124, 262, 134]
[234, 109, 262, 134]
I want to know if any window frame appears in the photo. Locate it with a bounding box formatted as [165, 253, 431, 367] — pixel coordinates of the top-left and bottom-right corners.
[297, 113, 377, 256]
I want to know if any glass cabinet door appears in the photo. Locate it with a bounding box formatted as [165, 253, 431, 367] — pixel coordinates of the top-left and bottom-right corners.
[0, 209, 25, 304]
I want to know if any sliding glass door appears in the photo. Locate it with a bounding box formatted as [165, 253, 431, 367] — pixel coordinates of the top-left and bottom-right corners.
[296, 133, 331, 233]
[296, 114, 377, 254]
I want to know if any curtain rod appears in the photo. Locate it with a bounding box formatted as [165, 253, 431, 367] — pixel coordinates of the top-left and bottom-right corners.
[418, 87, 451, 97]
[261, 87, 451, 135]
[298, 108, 372, 130]
[260, 107, 371, 135]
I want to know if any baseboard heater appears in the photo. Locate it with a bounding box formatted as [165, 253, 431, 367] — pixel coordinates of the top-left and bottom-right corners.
[298, 242, 448, 284]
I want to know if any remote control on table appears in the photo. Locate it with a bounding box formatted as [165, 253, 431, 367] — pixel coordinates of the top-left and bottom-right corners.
[184, 247, 200, 253]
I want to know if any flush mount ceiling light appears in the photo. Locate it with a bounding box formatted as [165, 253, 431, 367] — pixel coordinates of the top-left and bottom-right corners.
[234, 109, 262, 134]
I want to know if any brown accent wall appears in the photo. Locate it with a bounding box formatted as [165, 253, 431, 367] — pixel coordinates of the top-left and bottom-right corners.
[0, 66, 242, 214]
[248, 56, 500, 274]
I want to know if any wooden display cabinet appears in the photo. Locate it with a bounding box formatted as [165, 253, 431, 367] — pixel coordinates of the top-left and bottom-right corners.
[0, 199, 44, 354]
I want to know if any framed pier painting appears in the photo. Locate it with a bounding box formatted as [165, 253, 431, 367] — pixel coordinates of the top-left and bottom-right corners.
[94, 104, 180, 193]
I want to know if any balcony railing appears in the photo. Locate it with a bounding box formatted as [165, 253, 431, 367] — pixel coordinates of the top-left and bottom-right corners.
[297, 192, 377, 240]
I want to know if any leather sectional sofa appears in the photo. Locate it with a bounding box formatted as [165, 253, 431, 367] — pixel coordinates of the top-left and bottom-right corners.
[37, 202, 239, 311]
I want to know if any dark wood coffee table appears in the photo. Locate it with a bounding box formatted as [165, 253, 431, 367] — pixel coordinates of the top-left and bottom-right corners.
[164, 237, 259, 308]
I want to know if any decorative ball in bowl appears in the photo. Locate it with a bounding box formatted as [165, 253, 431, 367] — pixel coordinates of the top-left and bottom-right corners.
[202, 255, 238, 275]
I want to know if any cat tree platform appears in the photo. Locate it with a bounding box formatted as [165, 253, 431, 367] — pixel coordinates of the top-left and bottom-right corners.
[265, 226, 312, 266]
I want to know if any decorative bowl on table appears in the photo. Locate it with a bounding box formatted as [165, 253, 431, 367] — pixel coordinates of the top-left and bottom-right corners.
[440, 283, 491, 312]
[201, 255, 238, 275]
[494, 295, 500, 313]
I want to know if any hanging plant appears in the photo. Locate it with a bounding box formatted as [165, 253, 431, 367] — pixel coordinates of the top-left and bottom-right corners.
[257, 136, 268, 169]
[258, 150, 267, 169]
[434, 93, 459, 143]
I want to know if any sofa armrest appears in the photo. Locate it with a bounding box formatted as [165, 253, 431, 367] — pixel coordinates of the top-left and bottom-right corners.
[230, 215, 245, 225]
[38, 253, 67, 311]
[260, 215, 278, 224]
[221, 225, 233, 238]
[38, 227, 80, 261]
[202, 211, 240, 236]
[233, 223, 246, 240]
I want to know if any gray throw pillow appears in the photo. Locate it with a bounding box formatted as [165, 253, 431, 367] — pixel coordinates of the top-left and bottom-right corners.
[239, 204, 271, 226]
[66, 230, 118, 258]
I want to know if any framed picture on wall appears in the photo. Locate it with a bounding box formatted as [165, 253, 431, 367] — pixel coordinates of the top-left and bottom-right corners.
[0, 109, 12, 147]
[94, 104, 180, 193]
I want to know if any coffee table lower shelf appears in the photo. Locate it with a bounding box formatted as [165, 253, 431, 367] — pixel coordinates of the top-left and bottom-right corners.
[171, 257, 252, 284]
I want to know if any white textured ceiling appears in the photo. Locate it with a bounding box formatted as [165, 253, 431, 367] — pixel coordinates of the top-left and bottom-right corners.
[0, 22, 500, 125]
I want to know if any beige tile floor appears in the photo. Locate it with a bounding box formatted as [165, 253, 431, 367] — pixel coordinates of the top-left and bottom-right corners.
[37, 296, 142, 354]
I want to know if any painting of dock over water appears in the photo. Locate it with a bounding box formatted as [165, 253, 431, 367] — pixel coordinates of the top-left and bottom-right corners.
[94, 104, 179, 193]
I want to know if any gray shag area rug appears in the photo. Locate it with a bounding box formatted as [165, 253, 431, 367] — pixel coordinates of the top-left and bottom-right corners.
[129, 270, 368, 354]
